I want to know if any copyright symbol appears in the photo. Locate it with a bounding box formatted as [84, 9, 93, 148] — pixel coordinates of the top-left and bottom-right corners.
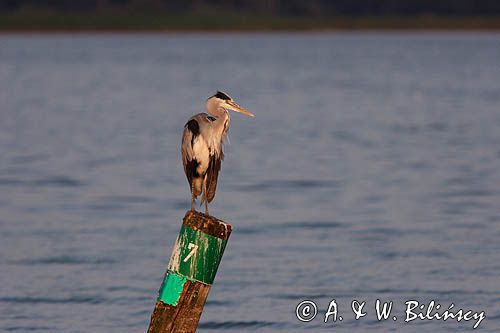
[295, 300, 317, 322]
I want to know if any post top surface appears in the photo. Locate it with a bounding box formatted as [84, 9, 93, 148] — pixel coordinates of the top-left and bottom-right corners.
[182, 211, 232, 240]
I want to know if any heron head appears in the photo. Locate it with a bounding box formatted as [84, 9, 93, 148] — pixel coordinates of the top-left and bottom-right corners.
[207, 91, 254, 117]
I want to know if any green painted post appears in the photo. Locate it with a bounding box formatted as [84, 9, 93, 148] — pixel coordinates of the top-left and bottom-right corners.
[148, 210, 232, 333]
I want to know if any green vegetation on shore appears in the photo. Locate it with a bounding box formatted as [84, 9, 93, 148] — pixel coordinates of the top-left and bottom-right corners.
[1, 9, 500, 32]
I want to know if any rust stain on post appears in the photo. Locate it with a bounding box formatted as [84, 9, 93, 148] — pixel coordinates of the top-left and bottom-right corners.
[182, 211, 231, 240]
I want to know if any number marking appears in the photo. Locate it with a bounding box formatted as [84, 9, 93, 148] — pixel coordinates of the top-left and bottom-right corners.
[183, 242, 198, 262]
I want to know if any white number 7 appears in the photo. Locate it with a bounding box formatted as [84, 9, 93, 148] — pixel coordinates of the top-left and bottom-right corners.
[183, 242, 198, 262]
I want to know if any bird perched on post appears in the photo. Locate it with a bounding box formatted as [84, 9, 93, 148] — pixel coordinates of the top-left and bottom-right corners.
[181, 91, 254, 215]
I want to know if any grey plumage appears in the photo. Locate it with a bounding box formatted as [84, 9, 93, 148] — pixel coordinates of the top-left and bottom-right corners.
[181, 91, 254, 215]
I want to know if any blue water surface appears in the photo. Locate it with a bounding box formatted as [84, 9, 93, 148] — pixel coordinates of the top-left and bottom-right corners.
[0, 32, 499, 332]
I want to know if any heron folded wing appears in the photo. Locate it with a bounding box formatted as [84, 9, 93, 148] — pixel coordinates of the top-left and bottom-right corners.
[181, 120, 198, 187]
[203, 152, 223, 204]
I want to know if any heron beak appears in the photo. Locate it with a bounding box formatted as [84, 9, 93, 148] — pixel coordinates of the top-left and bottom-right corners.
[226, 100, 254, 117]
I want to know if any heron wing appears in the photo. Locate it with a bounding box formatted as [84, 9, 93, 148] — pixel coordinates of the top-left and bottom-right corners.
[203, 151, 224, 204]
[181, 118, 200, 188]
[182, 114, 213, 187]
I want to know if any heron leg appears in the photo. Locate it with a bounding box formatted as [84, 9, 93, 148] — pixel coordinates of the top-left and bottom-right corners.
[191, 188, 195, 211]
[203, 179, 209, 216]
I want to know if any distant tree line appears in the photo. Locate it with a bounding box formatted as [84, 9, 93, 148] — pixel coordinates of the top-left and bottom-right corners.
[2, 0, 500, 16]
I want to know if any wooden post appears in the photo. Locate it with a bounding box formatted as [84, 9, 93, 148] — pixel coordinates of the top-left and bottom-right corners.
[148, 210, 232, 333]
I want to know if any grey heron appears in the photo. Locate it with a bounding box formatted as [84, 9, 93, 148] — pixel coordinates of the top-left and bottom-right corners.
[181, 91, 254, 215]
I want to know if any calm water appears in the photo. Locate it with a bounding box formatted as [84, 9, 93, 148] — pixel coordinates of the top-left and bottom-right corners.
[1, 33, 500, 332]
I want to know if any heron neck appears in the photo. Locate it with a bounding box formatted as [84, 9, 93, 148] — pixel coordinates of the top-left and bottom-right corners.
[207, 106, 229, 121]
[207, 106, 230, 143]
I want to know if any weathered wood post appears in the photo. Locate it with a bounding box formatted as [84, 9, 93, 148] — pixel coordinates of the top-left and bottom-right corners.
[148, 210, 232, 333]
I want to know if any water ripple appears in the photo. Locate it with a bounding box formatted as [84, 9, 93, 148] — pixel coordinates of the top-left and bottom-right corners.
[0, 296, 106, 305]
[439, 189, 497, 198]
[206, 299, 232, 306]
[0, 176, 85, 188]
[233, 179, 340, 192]
[95, 195, 156, 204]
[198, 320, 280, 329]
[10, 153, 49, 164]
[4, 325, 54, 331]
[331, 129, 375, 147]
[9, 256, 116, 266]
[277, 221, 346, 229]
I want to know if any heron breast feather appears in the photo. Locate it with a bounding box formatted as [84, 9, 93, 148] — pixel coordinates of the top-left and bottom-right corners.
[192, 136, 210, 171]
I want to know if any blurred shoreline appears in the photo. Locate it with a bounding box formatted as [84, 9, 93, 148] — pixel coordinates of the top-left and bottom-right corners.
[1, 10, 500, 32]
